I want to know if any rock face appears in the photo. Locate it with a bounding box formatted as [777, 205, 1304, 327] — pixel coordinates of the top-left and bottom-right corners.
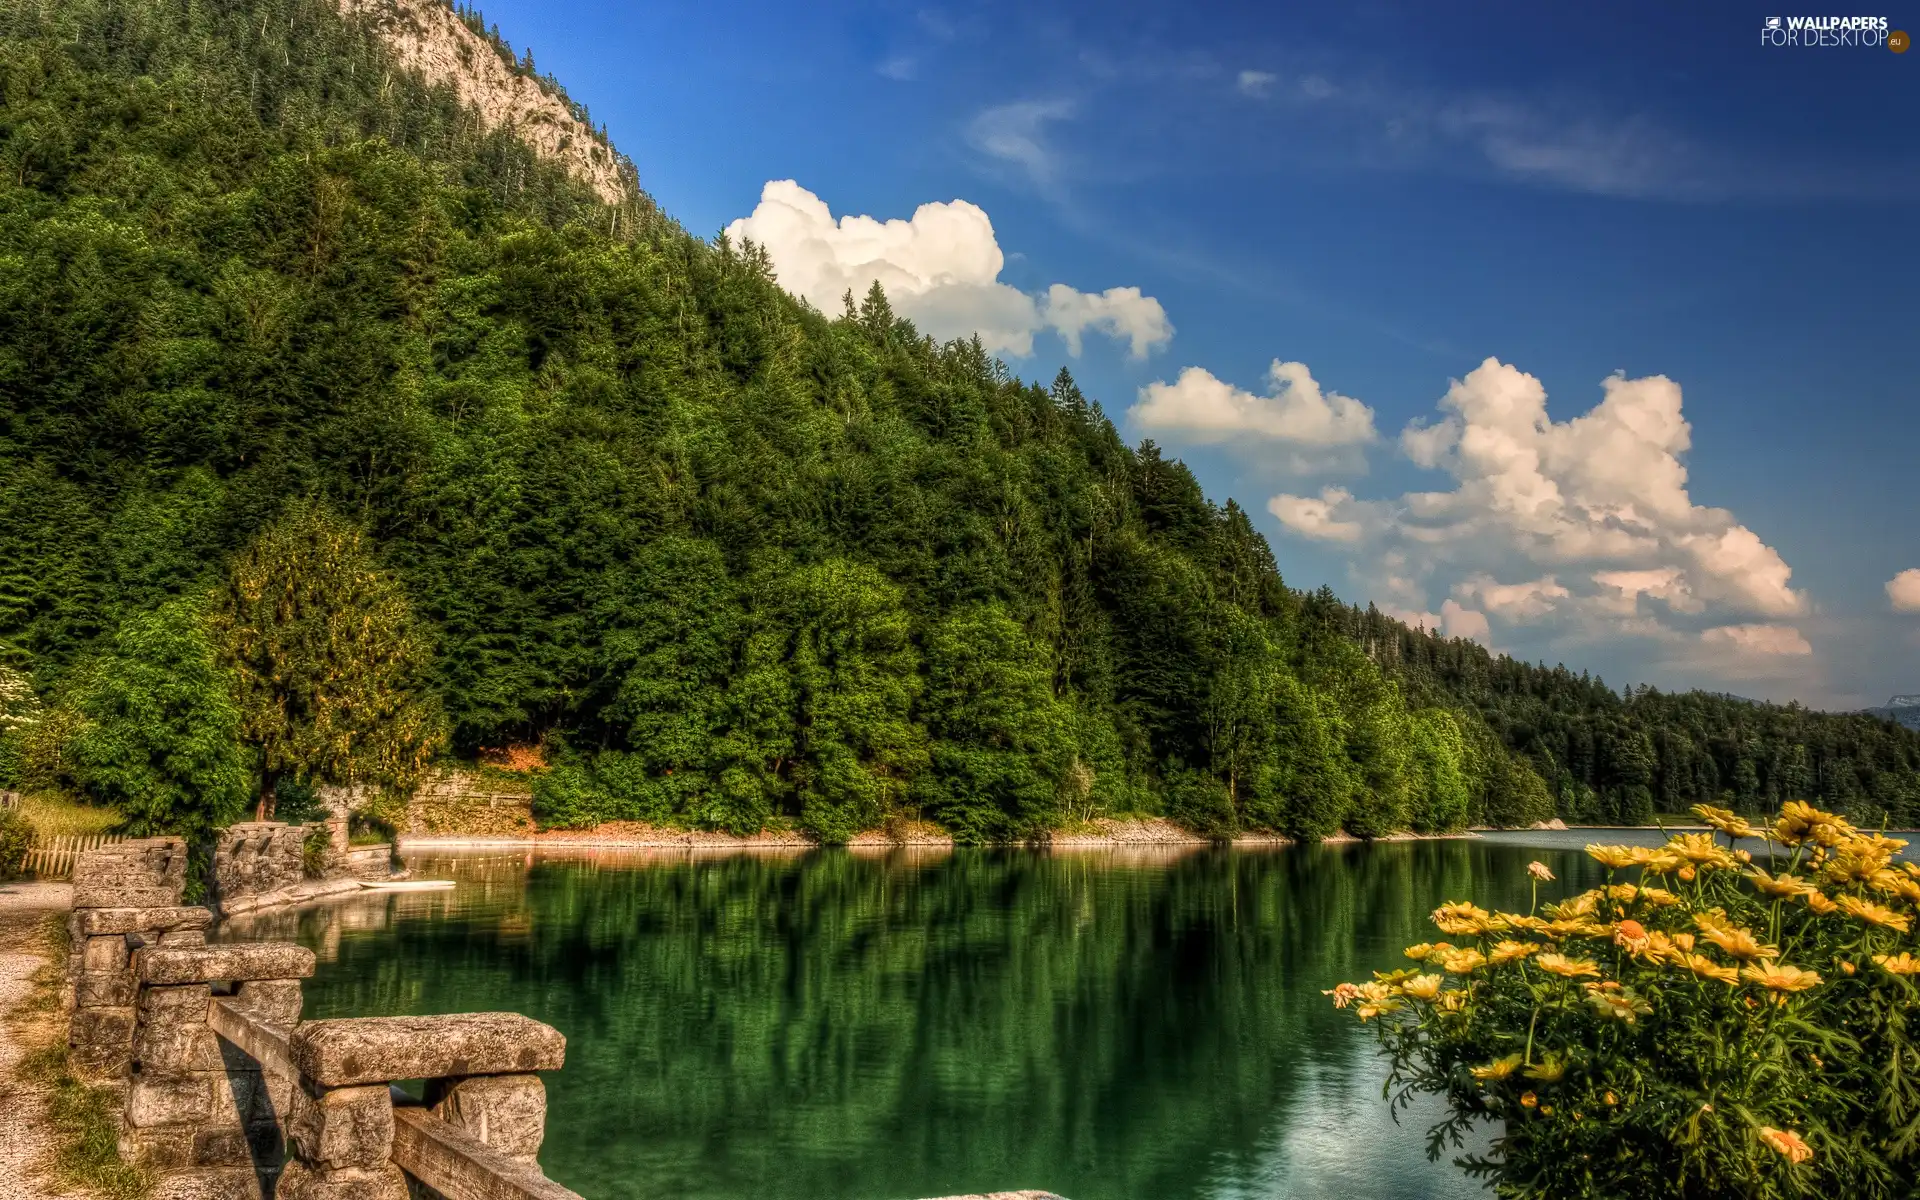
[1867, 695, 1920, 731]
[335, 0, 632, 204]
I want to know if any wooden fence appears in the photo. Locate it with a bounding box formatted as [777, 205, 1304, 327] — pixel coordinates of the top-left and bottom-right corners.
[25, 832, 127, 878]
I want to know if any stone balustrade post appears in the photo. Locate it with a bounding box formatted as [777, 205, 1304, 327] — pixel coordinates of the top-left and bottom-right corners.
[123, 942, 317, 1197]
[66, 838, 197, 1087]
[287, 1013, 566, 1199]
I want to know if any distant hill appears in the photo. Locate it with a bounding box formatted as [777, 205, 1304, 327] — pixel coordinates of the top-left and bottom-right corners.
[1867, 697, 1920, 731]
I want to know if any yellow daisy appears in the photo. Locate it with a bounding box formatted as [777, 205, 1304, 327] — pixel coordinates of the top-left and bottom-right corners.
[1399, 973, 1446, 1000]
[1740, 962, 1822, 993]
[1756, 1126, 1813, 1165]
[1872, 953, 1920, 976]
[1836, 895, 1913, 933]
[1535, 954, 1601, 979]
[1431, 901, 1493, 936]
[1470, 1054, 1523, 1082]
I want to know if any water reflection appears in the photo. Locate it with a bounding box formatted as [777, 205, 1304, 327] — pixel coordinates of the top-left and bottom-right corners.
[224, 839, 1624, 1200]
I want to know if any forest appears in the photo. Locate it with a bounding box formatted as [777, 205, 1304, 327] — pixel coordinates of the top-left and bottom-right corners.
[0, 0, 1915, 845]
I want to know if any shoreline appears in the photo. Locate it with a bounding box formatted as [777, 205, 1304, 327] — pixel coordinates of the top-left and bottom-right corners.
[398, 817, 1484, 854]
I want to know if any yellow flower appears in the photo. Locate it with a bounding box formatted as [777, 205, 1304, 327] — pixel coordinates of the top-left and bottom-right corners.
[1774, 801, 1848, 847]
[1544, 890, 1603, 921]
[1404, 943, 1438, 961]
[1488, 940, 1540, 967]
[1587, 844, 1639, 870]
[1823, 846, 1894, 885]
[1741, 962, 1822, 994]
[1440, 948, 1489, 975]
[1837, 895, 1913, 933]
[1544, 918, 1611, 940]
[1612, 919, 1651, 954]
[1694, 913, 1777, 960]
[1399, 973, 1446, 1000]
[1527, 860, 1555, 881]
[1603, 1090, 1618, 1106]
[1747, 867, 1815, 899]
[1642, 931, 1688, 966]
[1324, 982, 1361, 1008]
[1519, 1090, 1538, 1107]
[1636, 886, 1682, 909]
[1355, 999, 1403, 1021]
[1683, 953, 1740, 985]
[1434, 989, 1469, 1013]
[1470, 1054, 1523, 1082]
[1373, 968, 1420, 985]
[1432, 901, 1493, 936]
[1497, 912, 1549, 934]
[1586, 986, 1653, 1022]
[1803, 890, 1838, 915]
[1872, 953, 1920, 976]
[1670, 931, 1695, 952]
[1606, 883, 1639, 904]
[1757, 1126, 1813, 1165]
[1691, 804, 1759, 838]
[1670, 832, 1738, 870]
[1871, 869, 1920, 905]
[1524, 1057, 1566, 1083]
[1535, 954, 1601, 979]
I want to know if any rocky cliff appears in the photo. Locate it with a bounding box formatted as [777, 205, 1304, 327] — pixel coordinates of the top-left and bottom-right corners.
[336, 0, 632, 204]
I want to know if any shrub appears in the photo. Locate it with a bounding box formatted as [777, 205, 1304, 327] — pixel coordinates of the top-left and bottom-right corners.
[0, 805, 34, 878]
[1330, 802, 1920, 1198]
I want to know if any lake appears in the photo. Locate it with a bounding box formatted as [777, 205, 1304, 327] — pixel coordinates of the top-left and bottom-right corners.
[220, 832, 1642, 1200]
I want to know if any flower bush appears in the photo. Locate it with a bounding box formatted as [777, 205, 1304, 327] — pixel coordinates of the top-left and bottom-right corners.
[1329, 803, 1920, 1198]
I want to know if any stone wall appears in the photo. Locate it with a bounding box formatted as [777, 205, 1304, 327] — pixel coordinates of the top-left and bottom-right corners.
[66, 839, 581, 1200]
[406, 769, 535, 839]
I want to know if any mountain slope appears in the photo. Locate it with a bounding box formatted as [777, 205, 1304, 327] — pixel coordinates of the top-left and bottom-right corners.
[0, 0, 1915, 838]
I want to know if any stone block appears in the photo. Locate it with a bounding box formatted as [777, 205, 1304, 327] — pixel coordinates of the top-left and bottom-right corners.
[122, 1124, 197, 1168]
[76, 969, 139, 1008]
[70, 1004, 137, 1049]
[224, 1067, 295, 1124]
[162, 929, 209, 946]
[75, 906, 213, 936]
[292, 1014, 565, 1087]
[141, 982, 214, 1020]
[276, 1161, 409, 1200]
[84, 934, 131, 972]
[191, 1125, 255, 1168]
[150, 1166, 266, 1200]
[129, 1074, 215, 1128]
[288, 1084, 395, 1170]
[137, 943, 316, 986]
[136, 1021, 227, 1072]
[234, 979, 304, 1026]
[431, 1074, 546, 1161]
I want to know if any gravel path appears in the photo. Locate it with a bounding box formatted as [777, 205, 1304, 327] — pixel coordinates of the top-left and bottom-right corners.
[0, 881, 74, 1200]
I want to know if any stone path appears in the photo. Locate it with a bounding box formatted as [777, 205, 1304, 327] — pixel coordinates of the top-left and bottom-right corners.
[0, 880, 75, 1200]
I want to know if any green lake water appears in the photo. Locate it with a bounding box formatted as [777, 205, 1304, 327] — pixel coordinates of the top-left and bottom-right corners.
[221, 834, 1633, 1200]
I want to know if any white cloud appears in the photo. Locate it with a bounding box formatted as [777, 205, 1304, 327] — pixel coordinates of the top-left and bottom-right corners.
[1237, 70, 1276, 97]
[966, 99, 1075, 190]
[1700, 624, 1813, 657]
[724, 180, 1171, 358]
[1043, 284, 1172, 359]
[1889, 569, 1920, 613]
[1271, 357, 1812, 683]
[1130, 359, 1377, 451]
[877, 56, 916, 81]
[1267, 487, 1362, 543]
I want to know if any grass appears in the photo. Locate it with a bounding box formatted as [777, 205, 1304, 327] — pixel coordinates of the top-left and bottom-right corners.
[14, 792, 120, 839]
[8, 913, 152, 1200]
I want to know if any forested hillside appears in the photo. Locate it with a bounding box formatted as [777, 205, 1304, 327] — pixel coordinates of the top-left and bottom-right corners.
[1, 0, 1915, 842]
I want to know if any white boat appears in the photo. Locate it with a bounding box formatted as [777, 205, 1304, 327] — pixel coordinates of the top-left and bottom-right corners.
[357, 879, 456, 891]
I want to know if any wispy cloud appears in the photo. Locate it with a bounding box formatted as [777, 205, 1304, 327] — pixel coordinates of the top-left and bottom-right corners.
[1236, 69, 1276, 97]
[966, 99, 1077, 194]
[877, 56, 917, 82]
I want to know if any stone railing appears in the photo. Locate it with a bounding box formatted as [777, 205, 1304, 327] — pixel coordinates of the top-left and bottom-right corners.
[67, 837, 580, 1200]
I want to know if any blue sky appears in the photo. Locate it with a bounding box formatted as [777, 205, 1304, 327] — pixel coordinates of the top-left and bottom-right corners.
[473, 0, 1917, 709]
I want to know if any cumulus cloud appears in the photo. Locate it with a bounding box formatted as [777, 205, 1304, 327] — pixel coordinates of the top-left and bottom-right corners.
[1267, 487, 1363, 543]
[1700, 624, 1813, 657]
[1889, 569, 1920, 613]
[1237, 70, 1276, 97]
[725, 180, 1171, 359]
[1130, 360, 1377, 453]
[1271, 357, 1811, 678]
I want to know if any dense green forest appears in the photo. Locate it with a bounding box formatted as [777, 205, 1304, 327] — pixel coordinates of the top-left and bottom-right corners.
[0, 0, 1915, 842]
